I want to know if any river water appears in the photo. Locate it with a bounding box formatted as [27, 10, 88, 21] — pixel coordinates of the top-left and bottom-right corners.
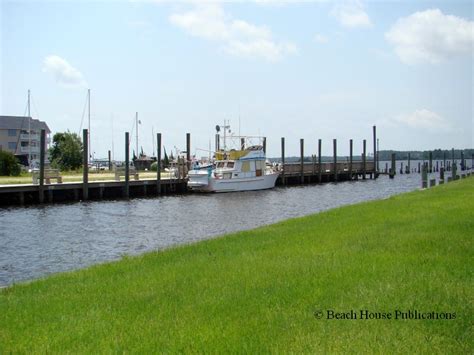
[0, 162, 465, 286]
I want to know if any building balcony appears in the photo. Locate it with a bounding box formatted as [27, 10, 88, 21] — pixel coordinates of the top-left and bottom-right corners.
[20, 133, 40, 141]
[19, 146, 40, 154]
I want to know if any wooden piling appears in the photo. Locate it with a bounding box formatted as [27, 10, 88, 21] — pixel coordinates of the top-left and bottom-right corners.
[429, 178, 436, 187]
[82, 129, 89, 201]
[400, 162, 404, 174]
[460, 151, 464, 170]
[300, 139, 304, 184]
[124, 132, 130, 198]
[186, 133, 191, 170]
[241, 138, 245, 150]
[407, 153, 411, 174]
[421, 164, 428, 188]
[418, 162, 421, 174]
[390, 153, 395, 178]
[263, 137, 267, 155]
[349, 139, 353, 180]
[333, 139, 337, 182]
[362, 139, 366, 180]
[440, 167, 444, 182]
[157, 133, 161, 195]
[429, 151, 433, 173]
[108, 150, 112, 171]
[318, 139, 322, 183]
[38, 129, 46, 203]
[281, 137, 285, 185]
[372, 125, 377, 175]
[443, 151, 447, 171]
[436, 160, 439, 173]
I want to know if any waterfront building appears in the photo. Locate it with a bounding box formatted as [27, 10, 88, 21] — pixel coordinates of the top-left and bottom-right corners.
[0, 115, 51, 166]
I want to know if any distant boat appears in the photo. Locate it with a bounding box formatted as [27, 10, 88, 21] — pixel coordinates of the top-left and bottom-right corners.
[187, 125, 279, 193]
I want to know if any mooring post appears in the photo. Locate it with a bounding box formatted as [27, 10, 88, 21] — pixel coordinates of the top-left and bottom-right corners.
[428, 151, 433, 173]
[443, 151, 447, 171]
[385, 163, 388, 174]
[417, 162, 421, 174]
[281, 137, 285, 185]
[460, 151, 465, 171]
[451, 148, 455, 177]
[300, 138, 304, 184]
[372, 125, 377, 177]
[82, 129, 89, 201]
[38, 129, 46, 203]
[349, 139, 353, 180]
[400, 162, 404, 174]
[440, 167, 444, 183]
[333, 139, 337, 182]
[186, 133, 191, 171]
[157, 133, 161, 195]
[241, 138, 245, 150]
[318, 139, 322, 183]
[390, 153, 396, 178]
[471, 153, 474, 170]
[108, 150, 112, 171]
[436, 160, 439, 173]
[452, 161, 457, 180]
[362, 139, 366, 180]
[422, 163, 428, 188]
[124, 132, 130, 198]
[407, 152, 411, 174]
[263, 137, 267, 155]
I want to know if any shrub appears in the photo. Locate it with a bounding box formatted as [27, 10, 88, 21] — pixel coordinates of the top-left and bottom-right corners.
[0, 150, 21, 176]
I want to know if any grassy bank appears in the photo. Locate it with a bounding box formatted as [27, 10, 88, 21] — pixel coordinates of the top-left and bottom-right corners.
[1, 178, 472, 353]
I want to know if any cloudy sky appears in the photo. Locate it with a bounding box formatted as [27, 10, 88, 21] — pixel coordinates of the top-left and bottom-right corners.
[1, 0, 473, 159]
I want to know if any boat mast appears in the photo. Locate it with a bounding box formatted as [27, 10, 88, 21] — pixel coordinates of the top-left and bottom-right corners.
[135, 112, 139, 157]
[28, 89, 31, 168]
[88, 88, 91, 164]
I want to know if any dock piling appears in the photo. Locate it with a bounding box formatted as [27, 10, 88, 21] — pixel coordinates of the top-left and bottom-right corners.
[124, 132, 130, 198]
[82, 129, 89, 201]
[186, 133, 191, 171]
[281, 137, 285, 185]
[389, 153, 396, 179]
[318, 139, 322, 183]
[39, 129, 46, 203]
[333, 139, 337, 182]
[300, 138, 304, 184]
[157, 133, 161, 195]
[362, 139, 366, 180]
[349, 139, 353, 180]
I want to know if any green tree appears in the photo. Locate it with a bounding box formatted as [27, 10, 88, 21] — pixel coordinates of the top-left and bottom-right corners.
[0, 150, 21, 176]
[49, 131, 83, 171]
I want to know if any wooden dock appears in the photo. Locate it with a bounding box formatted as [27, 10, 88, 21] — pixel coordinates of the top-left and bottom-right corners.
[0, 161, 377, 206]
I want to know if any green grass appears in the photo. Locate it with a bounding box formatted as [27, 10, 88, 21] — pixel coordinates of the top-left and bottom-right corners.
[1, 178, 472, 353]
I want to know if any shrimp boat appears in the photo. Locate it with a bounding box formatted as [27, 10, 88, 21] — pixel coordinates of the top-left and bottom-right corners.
[187, 124, 279, 193]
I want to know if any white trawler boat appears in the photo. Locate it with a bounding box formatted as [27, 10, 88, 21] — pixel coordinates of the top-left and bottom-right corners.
[187, 124, 279, 193]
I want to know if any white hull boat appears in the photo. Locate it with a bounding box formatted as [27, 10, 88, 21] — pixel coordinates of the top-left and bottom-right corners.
[187, 128, 280, 193]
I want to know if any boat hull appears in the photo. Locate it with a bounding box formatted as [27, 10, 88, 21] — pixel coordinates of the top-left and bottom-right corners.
[189, 172, 279, 193]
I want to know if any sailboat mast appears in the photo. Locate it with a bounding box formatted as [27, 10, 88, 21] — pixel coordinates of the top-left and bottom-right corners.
[135, 112, 139, 157]
[88, 89, 91, 164]
[152, 126, 155, 157]
[28, 89, 31, 168]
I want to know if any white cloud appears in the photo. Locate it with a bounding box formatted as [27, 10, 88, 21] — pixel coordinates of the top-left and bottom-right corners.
[395, 109, 450, 130]
[331, 0, 372, 29]
[169, 3, 297, 61]
[42, 55, 87, 89]
[314, 33, 329, 44]
[385, 9, 474, 65]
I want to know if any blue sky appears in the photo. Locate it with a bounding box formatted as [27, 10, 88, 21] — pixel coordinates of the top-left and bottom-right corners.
[1, 0, 473, 159]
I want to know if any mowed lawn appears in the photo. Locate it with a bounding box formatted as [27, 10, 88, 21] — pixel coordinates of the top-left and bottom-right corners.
[1, 178, 472, 353]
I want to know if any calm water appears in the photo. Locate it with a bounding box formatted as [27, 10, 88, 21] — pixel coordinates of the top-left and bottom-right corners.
[0, 162, 465, 286]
